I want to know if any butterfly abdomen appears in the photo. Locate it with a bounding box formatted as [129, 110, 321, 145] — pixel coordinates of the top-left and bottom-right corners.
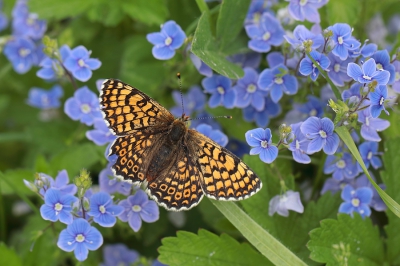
[146, 119, 187, 182]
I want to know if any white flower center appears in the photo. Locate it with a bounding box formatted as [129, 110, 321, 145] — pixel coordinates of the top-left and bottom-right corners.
[336, 159, 346, 169]
[81, 103, 91, 114]
[54, 203, 63, 212]
[165, 37, 172, 46]
[295, 140, 300, 150]
[217, 86, 225, 95]
[319, 130, 327, 138]
[41, 95, 49, 106]
[262, 31, 271, 41]
[261, 140, 268, 148]
[132, 205, 142, 212]
[300, 0, 308, 6]
[367, 151, 373, 160]
[99, 205, 106, 214]
[376, 63, 383, 70]
[78, 59, 85, 67]
[309, 109, 317, 116]
[274, 77, 283, 85]
[395, 72, 400, 82]
[246, 84, 256, 93]
[351, 198, 360, 207]
[334, 63, 340, 72]
[379, 96, 384, 105]
[253, 12, 261, 24]
[75, 234, 85, 243]
[365, 116, 370, 126]
[27, 13, 38, 25]
[19, 48, 31, 57]
[338, 36, 344, 45]
[362, 75, 372, 80]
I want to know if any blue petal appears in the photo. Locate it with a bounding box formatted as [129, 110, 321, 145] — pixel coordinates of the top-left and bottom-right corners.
[57, 229, 76, 252]
[107, 205, 125, 216]
[85, 58, 101, 70]
[223, 89, 236, 109]
[307, 137, 324, 154]
[299, 59, 313, 76]
[370, 105, 383, 118]
[282, 75, 298, 94]
[128, 190, 148, 206]
[248, 39, 271, 53]
[360, 124, 381, 142]
[245, 128, 265, 146]
[152, 46, 175, 60]
[71, 46, 89, 59]
[356, 187, 373, 204]
[250, 146, 263, 155]
[40, 204, 57, 221]
[74, 243, 89, 262]
[292, 150, 311, 164]
[84, 226, 103, 250]
[341, 184, 354, 202]
[300, 116, 321, 137]
[55, 170, 69, 188]
[372, 70, 390, 85]
[44, 188, 61, 205]
[347, 63, 362, 80]
[320, 117, 334, 134]
[333, 44, 348, 60]
[67, 218, 91, 235]
[258, 69, 274, 90]
[146, 32, 165, 45]
[128, 212, 142, 232]
[59, 210, 73, 225]
[339, 202, 354, 214]
[141, 201, 160, 222]
[270, 85, 283, 103]
[37, 67, 56, 80]
[63, 56, 79, 72]
[202, 76, 218, 92]
[259, 146, 278, 163]
[208, 93, 221, 108]
[358, 204, 371, 218]
[362, 59, 377, 76]
[251, 94, 265, 111]
[323, 134, 339, 155]
[94, 213, 116, 227]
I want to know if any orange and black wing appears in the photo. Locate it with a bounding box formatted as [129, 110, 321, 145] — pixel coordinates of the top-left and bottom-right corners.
[187, 129, 262, 201]
[147, 146, 204, 211]
[100, 79, 174, 136]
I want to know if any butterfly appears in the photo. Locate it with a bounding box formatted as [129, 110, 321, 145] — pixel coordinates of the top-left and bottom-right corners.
[99, 79, 262, 211]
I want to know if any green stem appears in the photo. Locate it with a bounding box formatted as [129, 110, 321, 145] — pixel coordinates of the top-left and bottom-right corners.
[212, 201, 307, 266]
[304, 51, 341, 100]
[195, 0, 209, 12]
[0, 178, 5, 242]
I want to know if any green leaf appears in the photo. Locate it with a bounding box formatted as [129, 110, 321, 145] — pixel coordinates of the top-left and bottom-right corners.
[86, 1, 125, 26]
[29, 0, 95, 19]
[0, 169, 35, 196]
[159, 229, 272, 266]
[49, 143, 101, 177]
[325, 0, 361, 25]
[216, 0, 251, 51]
[308, 214, 385, 265]
[0, 243, 22, 266]
[381, 138, 400, 265]
[335, 126, 400, 218]
[192, 11, 244, 79]
[122, 0, 168, 26]
[212, 201, 307, 266]
[240, 155, 342, 265]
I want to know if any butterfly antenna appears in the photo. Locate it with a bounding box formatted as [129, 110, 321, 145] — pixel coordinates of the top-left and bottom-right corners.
[177, 73, 185, 116]
[187, 115, 232, 121]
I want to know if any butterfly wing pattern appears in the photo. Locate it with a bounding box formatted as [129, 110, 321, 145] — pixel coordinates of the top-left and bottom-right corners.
[100, 79, 262, 211]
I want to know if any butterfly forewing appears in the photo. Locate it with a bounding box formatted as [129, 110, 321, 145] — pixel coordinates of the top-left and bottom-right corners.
[100, 79, 174, 135]
[100, 78, 262, 211]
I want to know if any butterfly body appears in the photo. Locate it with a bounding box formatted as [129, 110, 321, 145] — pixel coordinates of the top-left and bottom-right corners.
[100, 79, 262, 211]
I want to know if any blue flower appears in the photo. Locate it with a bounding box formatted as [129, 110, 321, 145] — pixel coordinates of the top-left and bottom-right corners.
[87, 192, 124, 227]
[86, 119, 116, 146]
[341, 83, 362, 104]
[242, 96, 281, 127]
[284, 25, 324, 50]
[288, 122, 311, 164]
[100, 244, 139, 266]
[118, 190, 159, 232]
[170, 85, 206, 117]
[300, 117, 339, 155]
[27, 85, 63, 109]
[245, 12, 284, 53]
[202, 75, 236, 108]
[3, 37, 38, 74]
[234, 67, 266, 110]
[287, 0, 328, 23]
[348, 43, 377, 58]
[327, 52, 353, 87]
[324, 152, 359, 180]
[146, 20, 186, 60]
[355, 174, 386, 212]
[358, 141, 382, 171]
[64, 86, 102, 126]
[12, 10, 46, 40]
[225, 139, 250, 158]
[358, 108, 390, 142]
[347, 58, 390, 85]
[245, 0, 273, 25]
[227, 51, 261, 69]
[266, 51, 284, 66]
[371, 50, 396, 84]
[0, 10, 7, 32]
[258, 64, 298, 103]
[32, 170, 77, 197]
[40, 188, 78, 224]
[393, 60, 400, 93]
[189, 52, 212, 77]
[195, 124, 228, 147]
[245, 128, 278, 163]
[37, 45, 71, 80]
[369, 85, 389, 118]
[57, 218, 103, 261]
[299, 51, 330, 81]
[269, 190, 304, 217]
[321, 177, 355, 195]
[328, 23, 361, 60]
[99, 162, 134, 196]
[63, 46, 101, 82]
[339, 185, 373, 218]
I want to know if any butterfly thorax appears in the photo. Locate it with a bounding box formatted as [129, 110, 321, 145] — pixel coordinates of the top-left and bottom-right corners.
[146, 119, 188, 182]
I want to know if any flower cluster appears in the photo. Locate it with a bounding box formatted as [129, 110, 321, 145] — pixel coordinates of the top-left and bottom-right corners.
[24, 170, 160, 261]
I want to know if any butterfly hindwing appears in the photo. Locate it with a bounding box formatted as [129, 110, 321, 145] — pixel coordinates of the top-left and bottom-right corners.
[187, 129, 262, 200]
[100, 79, 174, 136]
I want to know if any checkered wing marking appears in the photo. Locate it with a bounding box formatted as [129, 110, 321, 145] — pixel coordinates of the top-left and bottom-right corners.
[110, 130, 167, 184]
[100, 79, 174, 136]
[187, 129, 262, 200]
[147, 148, 204, 211]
